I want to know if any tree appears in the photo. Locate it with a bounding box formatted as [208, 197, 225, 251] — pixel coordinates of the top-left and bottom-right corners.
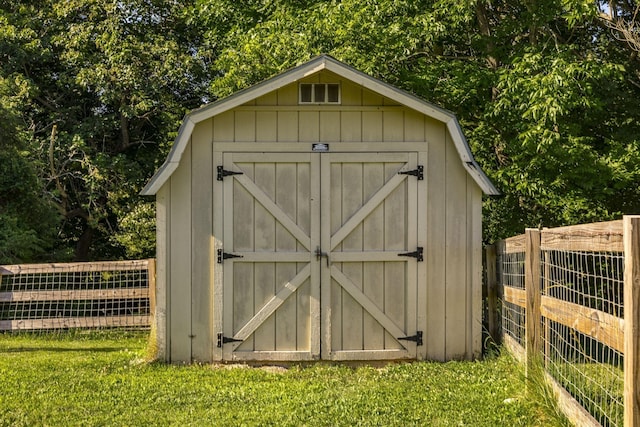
[0, 0, 207, 260]
[201, 0, 640, 241]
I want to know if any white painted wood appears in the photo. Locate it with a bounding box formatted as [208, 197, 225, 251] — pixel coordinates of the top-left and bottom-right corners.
[330, 173, 408, 251]
[277, 111, 298, 142]
[299, 111, 319, 142]
[212, 150, 224, 361]
[275, 161, 300, 351]
[190, 121, 213, 362]
[233, 265, 311, 340]
[143, 56, 498, 196]
[470, 179, 483, 359]
[234, 174, 311, 250]
[155, 184, 169, 361]
[212, 142, 427, 153]
[363, 162, 385, 350]
[220, 153, 317, 361]
[445, 131, 468, 359]
[340, 161, 364, 351]
[321, 156, 335, 359]
[425, 120, 446, 360]
[320, 111, 341, 142]
[340, 111, 362, 142]
[256, 111, 277, 142]
[383, 110, 404, 141]
[235, 111, 255, 142]
[169, 141, 192, 363]
[308, 155, 321, 358]
[322, 153, 420, 360]
[362, 111, 382, 142]
[331, 267, 409, 347]
[416, 150, 428, 360]
[253, 162, 276, 351]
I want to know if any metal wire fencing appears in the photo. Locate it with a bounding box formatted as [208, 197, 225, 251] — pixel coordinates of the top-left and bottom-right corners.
[498, 238, 526, 351]
[542, 249, 624, 426]
[487, 219, 636, 427]
[0, 259, 154, 332]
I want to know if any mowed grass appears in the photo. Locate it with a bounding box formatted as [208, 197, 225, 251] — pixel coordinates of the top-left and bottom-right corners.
[0, 332, 561, 426]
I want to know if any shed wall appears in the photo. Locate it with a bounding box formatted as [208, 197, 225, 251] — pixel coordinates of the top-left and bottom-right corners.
[157, 72, 483, 362]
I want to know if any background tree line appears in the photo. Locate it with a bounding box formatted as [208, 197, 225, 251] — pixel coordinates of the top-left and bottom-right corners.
[1, 0, 639, 263]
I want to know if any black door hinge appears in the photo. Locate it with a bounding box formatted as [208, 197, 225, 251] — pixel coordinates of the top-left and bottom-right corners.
[398, 165, 423, 180]
[217, 333, 243, 348]
[398, 330, 423, 346]
[398, 247, 423, 262]
[217, 166, 243, 181]
[217, 249, 243, 264]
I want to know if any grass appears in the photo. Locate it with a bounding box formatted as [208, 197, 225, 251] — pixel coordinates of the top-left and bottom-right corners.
[0, 331, 563, 426]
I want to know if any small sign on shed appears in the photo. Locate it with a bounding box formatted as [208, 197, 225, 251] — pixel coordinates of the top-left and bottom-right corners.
[142, 55, 499, 363]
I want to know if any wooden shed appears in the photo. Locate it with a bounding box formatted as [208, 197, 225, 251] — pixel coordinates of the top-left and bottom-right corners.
[141, 55, 499, 363]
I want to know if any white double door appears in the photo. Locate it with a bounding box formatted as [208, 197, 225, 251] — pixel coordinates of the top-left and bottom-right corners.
[217, 151, 425, 361]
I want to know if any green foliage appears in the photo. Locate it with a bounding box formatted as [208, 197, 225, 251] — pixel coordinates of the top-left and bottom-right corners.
[2, 0, 640, 258]
[0, 333, 560, 426]
[0, 0, 205, 261]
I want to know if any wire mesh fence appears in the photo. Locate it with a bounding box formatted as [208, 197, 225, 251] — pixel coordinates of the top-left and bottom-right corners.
[542, 248, 624, 426]
[487, 219, 634, 427]
[0, 259, 154, 332]
[499, 239, 526, 349]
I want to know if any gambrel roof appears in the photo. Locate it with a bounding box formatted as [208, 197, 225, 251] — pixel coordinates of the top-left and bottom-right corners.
[142, 55, 499, 196]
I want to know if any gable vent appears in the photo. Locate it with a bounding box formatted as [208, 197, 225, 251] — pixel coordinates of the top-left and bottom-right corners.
[299, 83, 340, 104]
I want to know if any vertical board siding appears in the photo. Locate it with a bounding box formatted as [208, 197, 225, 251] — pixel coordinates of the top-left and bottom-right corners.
[340, 163, 364, 350]
[235, 111, 256, 142]
[169, 141, 192, 363]
[341, 80, 362, 106]
[299, 111, 319, 142]
[469, 180, 483, 358]
[340, 111, 362, 142]
[162, 69, 484, 362]
[445, 131, 469, 359]
[384, 162, 407, 350]
[214, 111, 234, 141]
[425, 119, 447, 360]
[320, 111, 341, 142]
[275, 162, 299, 351]
[256, 111, 277, 141]
[155, 184, 169, 361]
[383, 111, 404, 141]
[277, 112, 298, 142]
[253, 163, 276, 351]
[190, 121, 213, 362]
[363, 163, 385, 350]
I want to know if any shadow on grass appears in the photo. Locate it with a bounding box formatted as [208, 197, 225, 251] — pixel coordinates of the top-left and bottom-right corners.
[0, 346, 125, 353]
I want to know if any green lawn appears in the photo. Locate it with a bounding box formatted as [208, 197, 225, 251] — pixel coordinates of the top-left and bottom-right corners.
[0, 332, 563, 426]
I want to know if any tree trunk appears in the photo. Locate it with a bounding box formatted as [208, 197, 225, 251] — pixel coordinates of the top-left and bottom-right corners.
[74, 226, 94, 261]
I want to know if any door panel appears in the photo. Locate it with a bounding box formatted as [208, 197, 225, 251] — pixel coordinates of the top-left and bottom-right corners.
[321, 153, 421, 360]
[219, 151, 422, 361]
[222, 153, 319, 361]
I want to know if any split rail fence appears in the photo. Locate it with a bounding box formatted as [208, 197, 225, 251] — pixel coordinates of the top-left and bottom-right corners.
[485, 216, 640, 427]
[0, 259, 155, 331]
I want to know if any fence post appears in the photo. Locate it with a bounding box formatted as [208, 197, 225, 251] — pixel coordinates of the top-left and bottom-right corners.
[624, 215, 640, 427]
[485, 245, 499, 343]
[525, 228, 541, 371]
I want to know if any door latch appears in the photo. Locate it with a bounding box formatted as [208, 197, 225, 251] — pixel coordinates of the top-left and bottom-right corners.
[315, 246, 330, 267]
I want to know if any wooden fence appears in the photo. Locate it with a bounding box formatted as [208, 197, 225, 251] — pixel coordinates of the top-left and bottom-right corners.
[485, 216, 639, 427]
[0, 259, 155, 331]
